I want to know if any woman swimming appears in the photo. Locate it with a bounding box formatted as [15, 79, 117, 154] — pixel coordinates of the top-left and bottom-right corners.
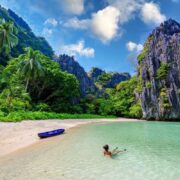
[103, 144, 126, 157]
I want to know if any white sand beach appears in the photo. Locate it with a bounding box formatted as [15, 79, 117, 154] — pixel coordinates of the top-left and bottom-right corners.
[0, 118, 142, 157]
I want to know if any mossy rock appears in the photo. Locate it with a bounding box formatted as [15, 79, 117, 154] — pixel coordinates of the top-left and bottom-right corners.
[146, 81, 151, 89]
[178, 88, 180, 95]
[163, 103, 171, 109]
[157, 63, 169, 80]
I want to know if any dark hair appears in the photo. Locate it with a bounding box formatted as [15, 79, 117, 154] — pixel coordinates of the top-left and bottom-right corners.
[103, 144, 109, 152]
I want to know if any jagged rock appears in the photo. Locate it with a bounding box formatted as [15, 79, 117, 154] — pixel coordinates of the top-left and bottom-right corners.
[55, 55, 97, 96]
[105, 73, 131, 88]
[89, 67, 131, 89]
[88, 67, 105, 82]
[137, 19, 180, 120]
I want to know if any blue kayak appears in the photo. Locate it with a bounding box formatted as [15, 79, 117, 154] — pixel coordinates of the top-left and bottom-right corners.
[38, 129, 65, 138]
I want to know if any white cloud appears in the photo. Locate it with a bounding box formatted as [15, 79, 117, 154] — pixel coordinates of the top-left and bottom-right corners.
[141, 2, 166, 25]
[62, 0, 84, 15]
[44, 18, 58, 26]
[106, 0, 143, 23]
[64, 17, 90, 30]
[126, 41, 143, 66]
[126, 41, 143, 52]
[64, 1, 144, 43]
[91, 6, 120, 43]
[64, 6, 120, 43]
[42, 28, 53, 37]
[61, 40, 95, 58]
[63, 1, 167, 43]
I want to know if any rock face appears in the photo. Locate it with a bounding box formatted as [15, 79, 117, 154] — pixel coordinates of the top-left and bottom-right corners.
[137, 19, 180, 120]
[105, 73, 131, 88]
[89, 67, 131, 89]
[88, 67, 105, 82]
[55, 55, 97, 96]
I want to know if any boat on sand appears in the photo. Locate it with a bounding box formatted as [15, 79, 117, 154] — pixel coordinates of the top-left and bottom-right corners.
[38, 129, 65, 138]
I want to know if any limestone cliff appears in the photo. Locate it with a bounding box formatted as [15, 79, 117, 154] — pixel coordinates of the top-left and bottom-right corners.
[137, 19, 180, 120]
[89, 67, 131, 89]
[55, 55, 97, 96]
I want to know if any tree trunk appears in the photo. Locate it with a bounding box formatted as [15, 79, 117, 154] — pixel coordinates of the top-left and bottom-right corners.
[25, 79, 29, 92]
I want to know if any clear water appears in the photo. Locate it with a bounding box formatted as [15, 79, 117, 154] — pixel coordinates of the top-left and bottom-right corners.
[1, 121, 180, 180]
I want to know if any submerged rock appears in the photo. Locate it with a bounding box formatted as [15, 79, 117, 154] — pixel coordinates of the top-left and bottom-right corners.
[137, 19, 180, 120]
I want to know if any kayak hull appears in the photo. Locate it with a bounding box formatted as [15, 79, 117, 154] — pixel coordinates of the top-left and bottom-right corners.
[38, 129, 65, 138]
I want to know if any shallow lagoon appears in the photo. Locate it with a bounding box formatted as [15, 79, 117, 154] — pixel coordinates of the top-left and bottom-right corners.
[1, 121, 180, 180]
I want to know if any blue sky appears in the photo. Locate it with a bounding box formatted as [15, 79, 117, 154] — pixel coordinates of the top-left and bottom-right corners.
[1, 0, 179, 74]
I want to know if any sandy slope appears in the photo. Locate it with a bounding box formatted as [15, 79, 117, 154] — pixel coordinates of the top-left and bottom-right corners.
[0, 118, 142, 157]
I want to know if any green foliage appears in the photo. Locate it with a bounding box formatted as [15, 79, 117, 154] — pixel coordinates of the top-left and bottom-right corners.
[17, 47, 45, 91]
[0, 7, 53, 65]
[83, 76, 142, 118]
[113, 76, 142, 117]
[159, 88, 171, 109]
[96, 73, 112, 88]
[0, 18, 18, 53]
[163, 103, 171, 109]
[137, 51, 146, 63]
[0, 48, 80, 114]
[146, 81, 151, 89]
[0, 7, 144, 120]
[135, 77, 143, 93]
[160, 88, 167, 97]
[0, 111, 115, 122]
[129, 103, 142, 118]
[137, 35, 153, 63]
[0, 80, 31, 114]
[157, 63, 169, 79]
[178, 89, 180, 95]
[33, 103, 51, 112]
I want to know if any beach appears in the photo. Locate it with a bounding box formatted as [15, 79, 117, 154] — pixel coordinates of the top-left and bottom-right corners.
[0, 118, 141, 158]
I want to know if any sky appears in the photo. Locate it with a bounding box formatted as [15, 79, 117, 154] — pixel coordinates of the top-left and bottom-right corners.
[0, 0, 179, 74]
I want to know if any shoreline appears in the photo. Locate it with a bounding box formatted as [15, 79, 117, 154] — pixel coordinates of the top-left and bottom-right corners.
[0, 118, 143, 158]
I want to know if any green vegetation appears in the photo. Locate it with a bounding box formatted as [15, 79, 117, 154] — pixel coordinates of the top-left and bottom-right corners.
[137, 51, 146, 63]
[0, 19, 18, 53]
[157, 63, 169, 79]
[0, 49, 80, 114]
[95, 73, 112, 88]
[0, 15, 143, 121]
[0, 111, 115, 122]
[0, 7, 53, 65]
[146, 81, 151, 89]
[137, 35, 153, 63]
[135, 77, 143, 93]
[82, 76, 142, 118]
[159, 88, 171, 109]
[178, 89, 180, 95]
[160, 88, 167, 97]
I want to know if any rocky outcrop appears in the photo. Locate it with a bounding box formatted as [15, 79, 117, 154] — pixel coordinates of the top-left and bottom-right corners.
[55, 55, 97, 96]
[89, 67, 131, 89]
[105, 73, 131, 88]
[88, 67, 105, 82]
[137, 19, 180, 120]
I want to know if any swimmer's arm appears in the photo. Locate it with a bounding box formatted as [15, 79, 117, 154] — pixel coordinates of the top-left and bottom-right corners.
[113, 149, 126, 155]
[112, 147, 118, 153]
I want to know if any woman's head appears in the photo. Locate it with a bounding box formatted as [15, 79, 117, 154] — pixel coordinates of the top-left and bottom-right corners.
[103, 144, 109, 152]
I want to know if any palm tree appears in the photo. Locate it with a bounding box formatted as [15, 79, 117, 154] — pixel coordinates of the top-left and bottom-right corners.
[18, 47, 44, 91]
[0, 19, 18, 53]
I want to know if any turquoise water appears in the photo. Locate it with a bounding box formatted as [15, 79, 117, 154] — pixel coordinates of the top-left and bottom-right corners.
[1, 121, 180, 180]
